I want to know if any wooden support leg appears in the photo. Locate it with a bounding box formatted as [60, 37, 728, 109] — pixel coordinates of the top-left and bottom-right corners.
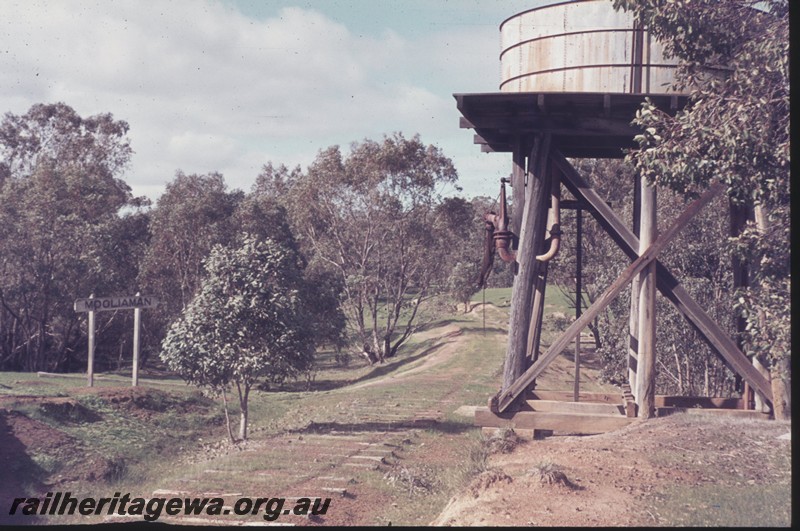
[493, 178, 723, 413]
[511, 139, 526, 254]
[635, 180, 657, 418]
[553, 151, 773, 405]
[525, 166, 561, 383]
[525, 262, 549, 371]
[628, 174, 641, 402]
[729, 199, 750, 407]
[501, 134, 551, 394]
[574, 206, 583, 402]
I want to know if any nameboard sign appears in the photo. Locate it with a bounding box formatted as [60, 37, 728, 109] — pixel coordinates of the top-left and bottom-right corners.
[74, 295, 159, 313]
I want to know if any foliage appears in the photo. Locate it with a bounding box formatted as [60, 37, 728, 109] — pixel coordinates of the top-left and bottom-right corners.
[436, 196, 485, 313]
[239, 179, 346, 350]
[0, 102, 132, 187]
[550, 159, 741, 397]
[613, 0, 790, 412]
[160, 235, 315, 440]
[137, 171, 243, 366]
[0, 103, 142, 372]
[140, 171, 243, 313]
[286, 133, 460, 363]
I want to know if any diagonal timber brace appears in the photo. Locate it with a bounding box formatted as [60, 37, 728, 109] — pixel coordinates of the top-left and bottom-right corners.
[551, 151, 773, 406]
[492, 179, 726, 413]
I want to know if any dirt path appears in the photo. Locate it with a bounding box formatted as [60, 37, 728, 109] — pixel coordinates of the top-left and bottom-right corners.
[347, 324, 464, 391]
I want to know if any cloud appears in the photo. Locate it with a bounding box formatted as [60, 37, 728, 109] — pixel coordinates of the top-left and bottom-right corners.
[0, 0, 507, 200]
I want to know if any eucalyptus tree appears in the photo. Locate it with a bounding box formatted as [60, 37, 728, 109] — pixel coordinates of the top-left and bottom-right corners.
[138, 171, 243, 359]
[289, 133, 459, 363]
[0, 103, 138, 371]
[437, 196, 484, 313]
[160, 235, 315, 441]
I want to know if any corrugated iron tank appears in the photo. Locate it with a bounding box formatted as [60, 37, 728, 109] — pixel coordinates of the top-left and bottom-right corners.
[500, 0, 681, 94]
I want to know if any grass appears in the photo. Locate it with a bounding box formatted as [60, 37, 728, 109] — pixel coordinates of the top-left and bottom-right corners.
[648, 483, 792, 527]
[470, 286, 573, 314]
[5, 296, 788, 526]
[1, 299, 503, 524]
[0, 290, 606, 526]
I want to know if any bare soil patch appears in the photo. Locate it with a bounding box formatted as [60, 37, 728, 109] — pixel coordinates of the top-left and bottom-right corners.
[433, 414, 792, 526]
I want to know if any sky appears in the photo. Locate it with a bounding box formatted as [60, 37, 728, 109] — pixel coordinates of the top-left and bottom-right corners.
[1, 0, 552, 202]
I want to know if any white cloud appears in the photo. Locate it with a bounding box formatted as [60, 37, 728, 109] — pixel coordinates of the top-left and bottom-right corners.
[0, 0, 509, 200]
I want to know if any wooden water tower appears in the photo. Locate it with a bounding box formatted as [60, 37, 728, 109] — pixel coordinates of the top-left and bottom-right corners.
[457, 0, 774, 434]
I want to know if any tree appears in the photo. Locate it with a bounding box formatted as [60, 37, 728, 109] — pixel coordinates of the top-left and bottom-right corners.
[0, 103, 138, 372]
[436, 196, 484, 313]
[613, 0, 790, 418]
[0, 102, 132, 188]
[160, 235, 315, 441]
[140, 171, 243, 311]
[289, 133, 459, 363]
[235, 182, 347, 352]
[138, 171, 243, 361]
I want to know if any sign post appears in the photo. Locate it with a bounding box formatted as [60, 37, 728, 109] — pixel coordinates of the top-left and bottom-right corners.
[88, 294, 95, 387]
[74, 294, 159, 387]
[132, 292, 142, 387]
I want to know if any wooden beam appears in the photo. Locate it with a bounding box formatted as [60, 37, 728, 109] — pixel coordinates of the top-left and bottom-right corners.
[511, 138, 526, 253]
[473, 134, 489, 145]
[636, 179, 657, 418]
[492, 180, 725, 413]
[524, 399, 625, 416]
[500, 134, 552, 393]
[628, 173, 641, 400]
[525, 262, 549, 370]
[475, 407, 635, 434]
[729, 198, 750, 407]
[529, 390, 623, 403]
[574, 204, 583, 402]
[656, 407, 770, 420]
[560, 199, 614, 211]
[552, 151, 774, 405]
[525, 166, 560, 372]
[655, 396, 744, 409]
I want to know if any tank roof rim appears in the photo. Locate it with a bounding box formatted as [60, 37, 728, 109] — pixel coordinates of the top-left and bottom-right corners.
[499, 0, 604, 32]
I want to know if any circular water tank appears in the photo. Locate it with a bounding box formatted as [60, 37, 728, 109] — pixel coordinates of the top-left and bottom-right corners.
[500, 0, 680, 93]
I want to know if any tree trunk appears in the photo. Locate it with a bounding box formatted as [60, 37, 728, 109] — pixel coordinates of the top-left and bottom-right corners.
[684, 354, 691, 396]
[383, 334, 391, 361]
[674, 350, 683, 395]
[221, 388, 236, 443]
[588, 319, 601, 350]
[237, 382, 250, 441]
